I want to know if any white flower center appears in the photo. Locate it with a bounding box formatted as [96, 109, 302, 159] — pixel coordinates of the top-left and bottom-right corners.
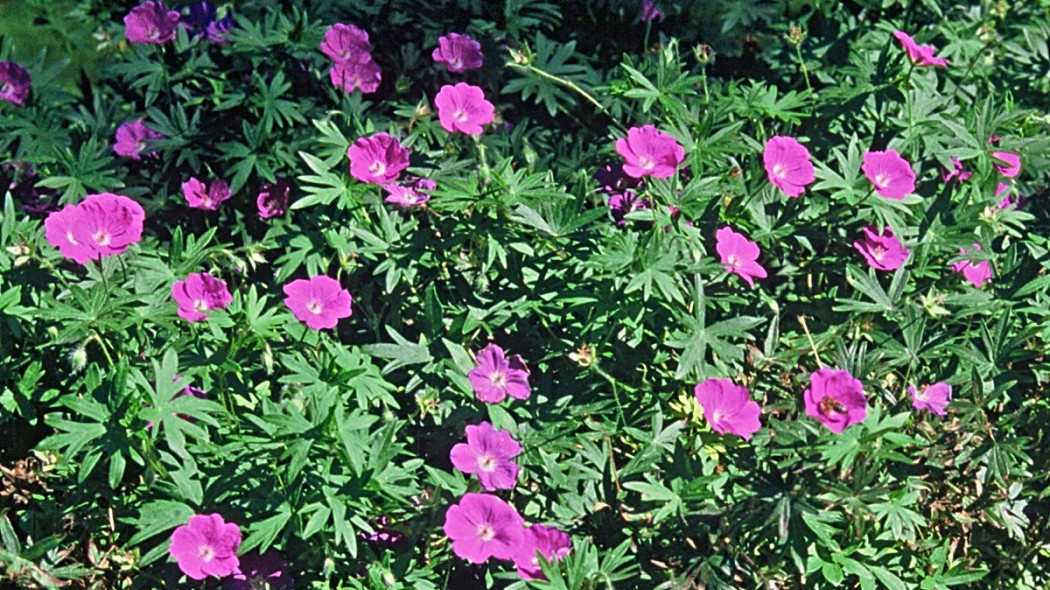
[0, 83, 12, 95]
[477, 454, 497, 472]
[453, 109, 468, 122]
[369, 161, 387, 176]
[773, 163, 787, 179]
[193, 299, 209, 312]
[489, 370, 506, 387]
[712, 410, 726, 423]
[727, 254, 742, 269]
[66, 231, 78, 245]
[639, 156, 655, 170]
[93, 230, 112, 246]
[306, 299, 323, 314]
[198, 544, 215, 562]
[476, 523, 495, 541]
[874, 173, 890, 189]
[915, 387, 928, 401]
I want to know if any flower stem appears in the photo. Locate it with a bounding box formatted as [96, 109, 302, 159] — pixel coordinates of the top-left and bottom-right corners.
[798, 315, 823, 367]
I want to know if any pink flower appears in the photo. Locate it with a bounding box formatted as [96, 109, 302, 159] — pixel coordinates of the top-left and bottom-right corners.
[892, 30, 949, 67]
[763, 136, 814, 198]
[909, 382, 951, 416]
[347, 132, 410, 185]
[608, 191, 650, 227]
[862, 149, 916, 200]
[45, 193, 145, 265]
[693, 378, 762, 440]
[435, 82, 495, 135]
[319, 23, 372, 63]
[715, 226, 767, 287]
[468, 343, 531, 403]
[991, 151, 1021, 178]
[641, 1, 664, 22]
[0, 61, 32, 106]
[443, 493, 525, 564]
[168, 513, 241, 580]
[432, 33, 484, 72]
[225, 550, 293, 590]
[615, 125, 685, 179]
[384, 177, 436, 208]
[172, 272, 232, 322]
[941, 156, 972, 184]
[804, 368, 867, 434]
[124, 1, 181, 44]
[282, 275, 353, 330]
[450, 422, 522, 491]
[513, 524, 572, 581]
[329, 60, 382, 94]
[113, 119, 164, 160]
[182, 177, 231, 210]
[853, 226, 910, 271]
[44, 205, 96, 265]
[952, 244, 992, 288]
[257, 180, 290, 219]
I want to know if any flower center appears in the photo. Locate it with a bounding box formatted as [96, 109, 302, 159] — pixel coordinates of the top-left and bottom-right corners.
[147, 26, 161, 39]
[819, 396, 847, 416]
[477, 454, 497, 472]
[489, 370, 507, 387]
[134, 140, 146, 153]
[306, 299, 323, 314]
[369, 161, 387, 176]
[915, 387, 928, 401]
[193, 299, 209, 312]
[198, 544, 215, 562]
[874, 173, 890, 189]
[93, 230, 112, 246]
[476, 523, 495, 541]
[450, 58, 462, 69]
[639, 156, 655, 170]
[0, 83, 11, 96]
[871, 245, 886, 261]
[727, 254, 742, 269]
[712, 410, 726, 423]
[453, 109, 468, 122]
[773, 163, 787, 179]
[66, 231, 78, 245]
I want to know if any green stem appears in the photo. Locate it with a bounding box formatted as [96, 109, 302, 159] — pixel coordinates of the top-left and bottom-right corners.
[508, 60, 618, 126]
[794, 44, 812, 93]
[591, 362, 627, 428]
[904, 61, 916, 157]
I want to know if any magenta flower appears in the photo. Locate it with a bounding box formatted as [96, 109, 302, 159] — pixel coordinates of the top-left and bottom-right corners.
[329, 59, 382, 94]
[0, 61, 31, 106]
[320, 23, 372, 63]
[168, 514, 241, 581]
[172, 272, 232, 322]
[608, 191, 650, 227]
[862, 150, 916, 200]
[909, 382, 951, 416]
[45, 193, 145, 265]
[43, 206, 96, 265]
[435, 83, 495, 135]
[443, 493, 525, 564]
[347, 132, 410, 185]
[991, 151, 1021, 178]
[257, 180, 290, 219]
[594, 163, 641, 195]
[763, 136, 814, 198]
[892, 30, 949, 67]
[615, 125, 685, 179]
[124, 1, 181, 45]
[941, 156, 972, 184]
[432, 33, 484, 72]
[282, 275, 353, 330]
[384, 177, 436, 208]
[853, 226, 910, 272]
[182, 177, 231, 211]
[952, 244, 992, 288]
[513, 524, 572, 581]
[113, 119, 164, 160]
[716, 226, 767, 287]
[804, 368, 867, 434]
[467, 343, 531, 403]
[450, 422, 522, 491]
[225, 550, 293, 590]
[693, 378, 762, 440]
[641, 1, 665, 22]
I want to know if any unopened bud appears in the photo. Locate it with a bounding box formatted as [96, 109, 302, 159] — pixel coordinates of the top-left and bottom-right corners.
[70, 343, 89, 372]
[787, 26, 806, 46]
[693, 44, 713, 65]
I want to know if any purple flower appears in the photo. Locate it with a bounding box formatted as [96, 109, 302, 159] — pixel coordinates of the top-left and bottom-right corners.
[450, 422, 522, 491]
[320, 23, 373, 63]
[113, 119, 165, 160]
[640, 1, 664, 22]
[991, 151, 1021, 178]
[172, 272, 232, 322]
[257, 180, 290, 219]
[1, 162, 56, 214]
[0, 61, 31, 106]
[44, 193, 145, 265]
[716, 226, 767, 287]
[763, 136, 814, 198]
[168, 514, 241, 580]
[853, 226, 910, 272]
[615, 125, 685, 179]
[182, 177, 231, 211]
[180, 2, 216, 33]
[594, 163, 641, 195]
[329, 60, 382, 94]
[862, 150, 916, 201]
[693, 378, 762, 440]
[205, 14, 233, 43]
[608, 191, 650, 227]
[435, 83, 495, 135]
[283, 275, 353, 330]
[384, 177, 436, 208]
[513, 524, 572, 581]
[432, 33, 484, 72]
[443, 493, 525, 564]
[909, 382, 951, 416]
[941, 156, 972, 184]
[892, 30, 949, 67]
[347, 132, 410, 185]
[804, 368, 867, 434]
[467, 343, 531, 403]
[952, 243, 992, 288]
[225, 550, 293, 590]
[124, 1, 181, 45]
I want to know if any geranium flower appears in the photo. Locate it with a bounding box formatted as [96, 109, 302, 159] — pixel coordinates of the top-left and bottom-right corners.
[124, 1, 181, 45]
[225, 550, 293, 590]
[909, 382, 951, 416]
[991, 151, 1021, 178]
[594, 163, 641, 194]
[384, 177, 436, 208]
[113, 119, 164, 160]
[432, 33, 484, 72]
[763, 136, 814, 198]
[716, 226, 767, 287]
[952, 243, 992, 288]
[693, 378, 762, 440]
[320, 23, 373, 63]
[329, 60, 382, 94]
[44, 205, 96, 265]
[443, 493, 525, 564]
[853, 226, 910, 271]
[608, 191, 650, 227]
[467, 343, 531, 403]
[181, 2, 231, 42]
[435, 82, 495, 135]
[172, 272, 232, 322]
[283, 275, 353, 330]
[941, 156, 972, 184]
[861, 149, 915, 200]
[450, 422, 522, 490]
[804, 368, 867, 434]
[257, 180, 290, 219]
[168, 514, 241, 581]
[641, 1, 665, 22]
[44, 193, 145, 265]
[615, 125, 685, 179]
[892, 30, 949, 67]
[347, 132, 410, 185]
[0, 61, 31, 106]
[182, 177, 231, 211]
[513, 524, 572, 581]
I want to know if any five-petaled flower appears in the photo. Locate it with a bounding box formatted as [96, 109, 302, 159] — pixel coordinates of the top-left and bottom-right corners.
[0, 61, 32, 106]
[716, 226, 767, 287]
[435, 82, 495, 135]
[113, 119, 165, 160]
[892, 30, 949, 67]
[952, 243, 992, 288]
[124, 1, 181, 45]
[449, 421, 522, 491]
[443, 493, 525, 564]
[347, 132, 411, 185]
[168, 513, 241, 581]
[862, 149, 916, 200]
[615, 125, 685, 179]
[320, 23, 373, 63]
[804, 368, 867, 434]
[909, 382, 951, 416]
[763, 136, 814, 198]
[432, 33, 484, 72]
[182, 177, 232, 211]
[468, 343, 531, 403]
[283, 275, 353, 330]
[853, 226, 910, 272]
[693, 378, 762, 440]
[513, 524, 572, 581]
[44, 193, 145, 265]
[172, 272, 232, 322]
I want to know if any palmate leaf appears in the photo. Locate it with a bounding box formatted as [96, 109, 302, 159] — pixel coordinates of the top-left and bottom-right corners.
[134, 349, 221, 462]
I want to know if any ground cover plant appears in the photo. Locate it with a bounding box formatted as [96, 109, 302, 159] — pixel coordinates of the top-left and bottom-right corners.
[2, 0, 1050, 588]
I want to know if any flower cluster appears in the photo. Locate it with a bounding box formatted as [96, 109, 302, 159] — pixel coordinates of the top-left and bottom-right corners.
[321, 23, 382, 94]
[44, 193, 145, 265]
